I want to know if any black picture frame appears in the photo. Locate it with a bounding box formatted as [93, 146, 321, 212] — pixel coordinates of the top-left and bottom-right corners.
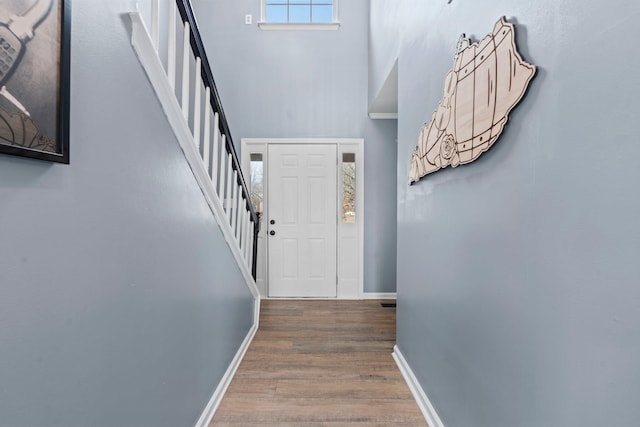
[0, 0, 70, 164]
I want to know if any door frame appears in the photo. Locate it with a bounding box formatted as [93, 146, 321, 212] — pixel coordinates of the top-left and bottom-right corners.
[241, 138, 364, 299]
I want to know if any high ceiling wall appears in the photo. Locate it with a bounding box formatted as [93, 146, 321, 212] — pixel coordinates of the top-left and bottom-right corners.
[370, 0, 640, 425]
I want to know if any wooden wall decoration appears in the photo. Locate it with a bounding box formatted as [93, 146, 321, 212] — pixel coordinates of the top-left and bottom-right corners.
[408, 17, 536, 184]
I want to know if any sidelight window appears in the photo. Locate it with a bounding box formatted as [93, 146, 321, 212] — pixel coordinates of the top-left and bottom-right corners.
[249, 153, 264, 222]
[342, 153, 356, 223]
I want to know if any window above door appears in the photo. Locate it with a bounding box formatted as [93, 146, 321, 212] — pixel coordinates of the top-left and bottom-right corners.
[259, 0, 340, 30]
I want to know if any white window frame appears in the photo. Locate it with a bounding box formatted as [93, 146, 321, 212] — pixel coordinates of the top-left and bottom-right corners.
[259, 0, 340, 31]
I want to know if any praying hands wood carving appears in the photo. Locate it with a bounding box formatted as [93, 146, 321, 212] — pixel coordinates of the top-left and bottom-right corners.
[408, 17, 536, 184]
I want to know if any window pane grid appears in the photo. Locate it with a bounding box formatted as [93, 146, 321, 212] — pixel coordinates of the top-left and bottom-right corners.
[264, 0, 334, 23]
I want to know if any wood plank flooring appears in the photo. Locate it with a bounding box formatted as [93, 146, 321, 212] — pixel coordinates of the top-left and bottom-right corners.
[210, 300, 427, 426]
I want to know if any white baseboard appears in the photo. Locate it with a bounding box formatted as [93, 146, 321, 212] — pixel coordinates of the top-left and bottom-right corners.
[362, 292, 397, 300]
[194, 297, 260, 427]
[392, 345, 445, 427]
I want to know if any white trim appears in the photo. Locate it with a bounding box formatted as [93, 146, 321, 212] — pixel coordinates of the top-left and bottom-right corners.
[242, 138, 364, 300]
[129, 12, 259, 300]
[194, 300, 260, 427]
[338, 142, 364, 299]
[368, 113, 398, 120]
[362, 292, 397, 300]
[392, 345, 445, 427]
[241, 146, 268, 297]
[258, 22, 340, 31]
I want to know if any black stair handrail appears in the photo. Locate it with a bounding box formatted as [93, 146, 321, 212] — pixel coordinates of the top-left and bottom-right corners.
[175, 0, 260, 278]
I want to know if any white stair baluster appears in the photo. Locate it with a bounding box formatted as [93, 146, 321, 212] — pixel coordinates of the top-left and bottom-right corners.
[167, 3, 176, 90]
[211, 114, 220, 190]
[239, 206, 247, 251]
[225, 155, 233, 223]
[202, 88, 211, 173]
[248, 221, 255, 270]
[235, 185, 244, 242]
[181, 22, 190, 120]
[151, 0, 159, 50]
[243, 213, 250, 261]
[231, 170, 238, 236]
[193, 57, 202, 146]
[240, 193, 246, 247]
[246, 210, 253, 260]
[217, 134, 226, 197]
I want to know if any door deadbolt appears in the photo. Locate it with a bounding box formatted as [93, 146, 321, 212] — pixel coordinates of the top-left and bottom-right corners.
[270, 219, 275, 225]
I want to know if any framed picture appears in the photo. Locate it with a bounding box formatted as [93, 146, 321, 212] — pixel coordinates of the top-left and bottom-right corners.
[0, 0, 70, 164]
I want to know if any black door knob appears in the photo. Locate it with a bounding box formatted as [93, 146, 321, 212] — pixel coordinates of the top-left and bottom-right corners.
[269, 230, 276, 236]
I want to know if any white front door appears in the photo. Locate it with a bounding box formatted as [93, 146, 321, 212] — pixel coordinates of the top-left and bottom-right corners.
[267, 144, 337, 297]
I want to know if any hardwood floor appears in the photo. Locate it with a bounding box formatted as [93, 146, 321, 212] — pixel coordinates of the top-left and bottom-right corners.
[210, 300, 427, 426]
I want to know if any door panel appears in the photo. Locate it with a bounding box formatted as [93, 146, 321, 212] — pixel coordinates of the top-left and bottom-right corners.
[268, 144, 337, 297]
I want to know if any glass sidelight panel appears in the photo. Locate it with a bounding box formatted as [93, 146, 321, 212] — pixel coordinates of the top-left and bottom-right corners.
[250, 153, 264, 223]
[342, 152, 356, 223]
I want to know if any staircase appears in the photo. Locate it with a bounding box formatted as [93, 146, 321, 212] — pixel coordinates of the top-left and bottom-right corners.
[128, 0, 259, 297]
[128, 4, 261, 423]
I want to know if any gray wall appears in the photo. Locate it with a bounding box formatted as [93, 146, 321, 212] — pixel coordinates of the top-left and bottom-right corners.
[369, 0, 640, 425]
[191, 0, 397, 293]
[368, 0, 400, 109]
[0, 1, 254, 426]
